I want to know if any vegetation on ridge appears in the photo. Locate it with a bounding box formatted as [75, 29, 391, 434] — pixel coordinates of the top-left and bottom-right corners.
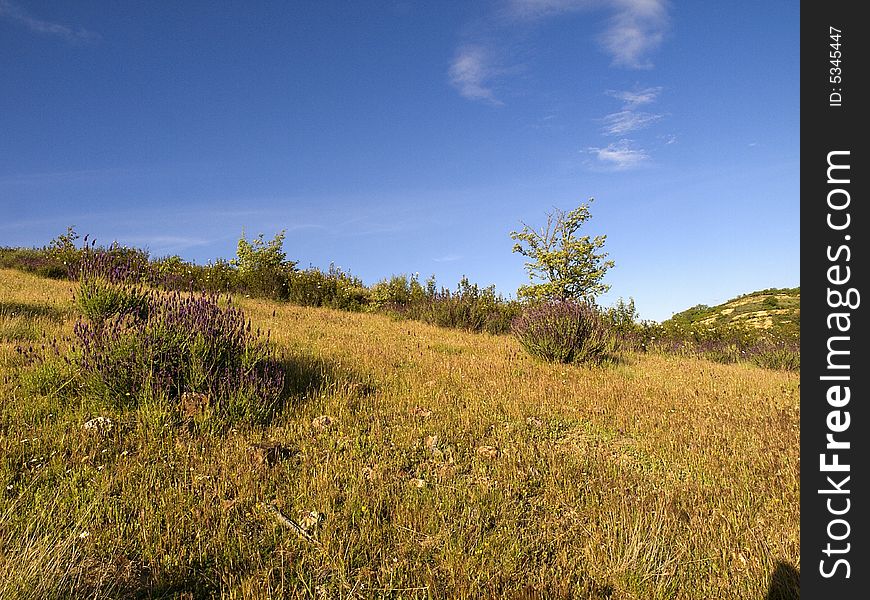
[1, 210, 800, 372]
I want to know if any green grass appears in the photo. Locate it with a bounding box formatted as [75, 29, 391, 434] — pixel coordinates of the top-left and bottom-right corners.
[0, 269, 799, 599]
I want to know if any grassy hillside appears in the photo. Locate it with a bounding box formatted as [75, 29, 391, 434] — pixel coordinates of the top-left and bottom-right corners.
[664, 287, 800, 334]
[0, 269, 799, 599]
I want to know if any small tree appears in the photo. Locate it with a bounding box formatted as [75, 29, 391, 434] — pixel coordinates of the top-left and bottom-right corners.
[47, 225, 80, 257]
[510, 198, 614, 302]
[232, 230, 297, 299]
[44, 225, 82, 271]
[233, 230, 296, 275]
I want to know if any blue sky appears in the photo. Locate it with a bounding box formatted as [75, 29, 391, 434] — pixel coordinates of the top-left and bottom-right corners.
[0, 1, 798, 321]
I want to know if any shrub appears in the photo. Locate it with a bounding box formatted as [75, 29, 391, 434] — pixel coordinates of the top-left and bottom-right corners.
[369, 274, 426, 310]
[287, 265, 370, 310]
[45, 226, 82, 271]
[232, 231, 297, 301]
[376, 275, 521, 335]
[512, 300, 611, 364]
[748, 337, 800, 371]
[0, 247, 65, 278]
[409, 277, 521, 334]
[76, 276, 150, 324]
[72, 290, 285, 423]
[75, 247, 150, 323]
[236, 268, 290, 301]
[0, 227, 84, 279]
[602, 297, 648, 351]
[200, 258, 238, 294]
[636, 319, 801, 371]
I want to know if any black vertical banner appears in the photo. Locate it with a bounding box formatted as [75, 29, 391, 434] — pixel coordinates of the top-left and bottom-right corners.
[801, 2, 868, 597]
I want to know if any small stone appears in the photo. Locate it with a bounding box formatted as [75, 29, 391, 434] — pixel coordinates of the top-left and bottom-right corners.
[311, 415, 333, 430]
[435, 462, 456, 478]
[299, 510, 324, 532]
[250, 442, 298, 467]
[180, 392, 210, 418]
[83, 417, 114, 435]
[476, 445, 500, 460]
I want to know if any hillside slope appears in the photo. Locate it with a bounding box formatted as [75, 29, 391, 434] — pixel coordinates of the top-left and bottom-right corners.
[664, 287, 799, 334]
[0, 269, 800, 599]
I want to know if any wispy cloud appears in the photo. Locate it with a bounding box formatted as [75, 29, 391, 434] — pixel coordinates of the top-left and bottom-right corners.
[449, 2, 669, 102]
[0, 0, 99, 42]
[503, 0, 668, 68]
[589, 139, 649, 170]
[449, 45, 503, 105]
[502, 0, 593, 20]
[599, 0, 668, 68]
[601, 109, 662, 135]
[600, 86, 664, 136]
[606, 86, 662, 107]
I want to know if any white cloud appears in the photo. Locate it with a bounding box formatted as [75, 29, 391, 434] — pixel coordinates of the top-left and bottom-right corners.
[503, 0, 592, 20]
[600, 86, 664, 135]
[589, 139, 649, 169]
[0, 0, 99, 42]
[606, 86, 662, 107]
[449, 2, 669, 102]
[601, 109, 662, 135]
[503, 0, 668, 69]
[448, 45, 503, 105]
[600, 0, 669, 69]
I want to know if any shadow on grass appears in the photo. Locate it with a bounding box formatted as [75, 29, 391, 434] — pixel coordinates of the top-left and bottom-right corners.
[279, 351, 376, 404]
[124, 564, 220, 600]
[182, 351, 378, 432]
[765, 561, 799, 600]
[132, 581, 219, 600]
[0, 301, 66, 321]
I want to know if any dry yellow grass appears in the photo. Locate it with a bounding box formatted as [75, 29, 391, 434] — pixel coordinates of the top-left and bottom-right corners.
[0, 269, 799, 599]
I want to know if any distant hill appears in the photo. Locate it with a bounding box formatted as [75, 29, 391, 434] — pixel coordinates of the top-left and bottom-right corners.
[664, 287, 800, 336]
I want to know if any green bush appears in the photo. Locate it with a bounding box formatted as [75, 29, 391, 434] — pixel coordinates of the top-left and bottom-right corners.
[369, 274, 426, 310]
[637, 319, 801, 371]
[76, 275, 150, 323]
[287, 265, 370, 310]
[72, 289, 285, 424]
[511, 300, 612, 364]
[232, 231, 296, 300]
[752, 348, 800, 371]
[410, 277, 521, 334]
[75, 248, 150, 323]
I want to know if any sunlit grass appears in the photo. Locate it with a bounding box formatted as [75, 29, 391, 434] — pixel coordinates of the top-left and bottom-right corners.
[0, 269, 799, 598]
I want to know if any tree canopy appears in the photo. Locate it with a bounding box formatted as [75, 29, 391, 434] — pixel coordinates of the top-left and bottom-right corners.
[510, 199, 614, 302]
